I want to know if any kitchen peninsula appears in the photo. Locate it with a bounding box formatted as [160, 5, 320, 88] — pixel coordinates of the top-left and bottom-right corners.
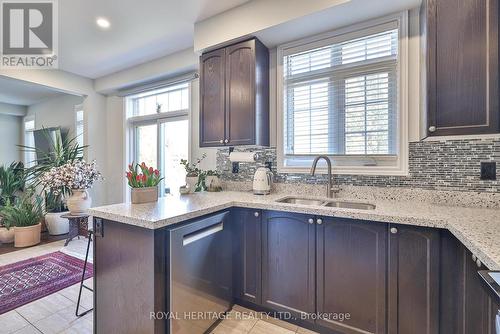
[89, 188, 500, 334]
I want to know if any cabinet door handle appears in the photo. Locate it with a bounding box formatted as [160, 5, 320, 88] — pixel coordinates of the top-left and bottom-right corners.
[472, 254, 477, 262]
[428, 126, 436, 133]
[390, 227, 398, 234]
[316, 218, 323, 225]
[219, 139, 224, 144]
[476, 259, 482, 268]
[224, 139, 229, 144]
[308, 218, 314, 224]
[254, 211, 259, 217]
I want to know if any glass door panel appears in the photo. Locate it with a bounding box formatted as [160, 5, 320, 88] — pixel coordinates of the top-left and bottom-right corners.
[159, 118, 189, 196]
[135, 123, 158, 168]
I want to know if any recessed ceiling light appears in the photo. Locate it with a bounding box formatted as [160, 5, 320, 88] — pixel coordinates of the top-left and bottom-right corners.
[96, 17, 110, 29]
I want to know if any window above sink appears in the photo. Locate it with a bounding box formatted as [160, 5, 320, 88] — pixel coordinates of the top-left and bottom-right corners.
[276, 12, 409, 176]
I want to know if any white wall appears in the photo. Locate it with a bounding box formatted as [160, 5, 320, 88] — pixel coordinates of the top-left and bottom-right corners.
[105, 96, 126, 204]
[28, 95, 84, 136]
[0, 113, 23, 165]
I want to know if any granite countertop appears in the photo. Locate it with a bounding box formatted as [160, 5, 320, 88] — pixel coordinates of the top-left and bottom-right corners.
[89, 191, 500, 270]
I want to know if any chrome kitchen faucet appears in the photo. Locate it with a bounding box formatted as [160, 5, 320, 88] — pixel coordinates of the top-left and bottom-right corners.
[310, 156, 340, 198]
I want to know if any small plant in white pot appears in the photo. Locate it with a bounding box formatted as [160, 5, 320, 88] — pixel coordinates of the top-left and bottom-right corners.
[126, 162, 163, 204]
[0, 190, 45, 248]
[41, 160, 103, 215]
[180, 154, 206, 193]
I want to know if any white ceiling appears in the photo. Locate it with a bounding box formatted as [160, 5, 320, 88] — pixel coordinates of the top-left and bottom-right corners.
[0, 76, 70, 106]
[58, 0, 249, 78]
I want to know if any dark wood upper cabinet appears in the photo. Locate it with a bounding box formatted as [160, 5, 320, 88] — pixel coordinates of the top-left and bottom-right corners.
[233, 208, 262, 305]
[200, 49, 226, 147]
[316, 218, 387, 334]
[388, 224, 440, 334]
[200, 38, 269, 147]
[423, 0, 499, 136]
[261, 211, 315, 317]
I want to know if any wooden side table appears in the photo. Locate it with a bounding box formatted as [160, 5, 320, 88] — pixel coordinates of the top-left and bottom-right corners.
[61, 213, 90, 246]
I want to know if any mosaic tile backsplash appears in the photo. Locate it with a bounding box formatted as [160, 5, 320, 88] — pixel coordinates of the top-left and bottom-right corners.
[216, 138, 500, 193]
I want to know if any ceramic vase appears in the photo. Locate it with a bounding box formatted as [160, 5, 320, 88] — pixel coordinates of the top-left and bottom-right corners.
[186, 176, 198, 193]
[67, 189, 92, 214]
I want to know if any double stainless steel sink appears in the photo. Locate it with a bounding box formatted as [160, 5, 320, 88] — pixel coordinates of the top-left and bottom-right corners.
[276, 196, 376, 210]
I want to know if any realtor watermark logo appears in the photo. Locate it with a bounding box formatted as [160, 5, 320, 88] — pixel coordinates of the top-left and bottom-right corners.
[0, 0, 58, 68]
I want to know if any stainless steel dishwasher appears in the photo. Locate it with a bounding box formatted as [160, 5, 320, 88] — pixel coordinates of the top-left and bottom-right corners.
[170, 211, 233, 334]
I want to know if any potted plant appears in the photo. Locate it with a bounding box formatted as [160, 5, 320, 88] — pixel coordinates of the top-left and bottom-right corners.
[0, 162, 26, 242]
[0, 190, 44, 248]
[126, 162, 163, 204]
[0, 215, 15, 244]
[0, 162, 26, 206]
[205, 170, 222, 192]
[41, 160, 103, 214]
[21, 130, 86, 234]
[180, 154, 206, 193]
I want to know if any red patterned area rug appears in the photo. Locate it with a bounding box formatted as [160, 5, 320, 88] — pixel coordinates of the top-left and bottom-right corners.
[0, 251, 93, 315]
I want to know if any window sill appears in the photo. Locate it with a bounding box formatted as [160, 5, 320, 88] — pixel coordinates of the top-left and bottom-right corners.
[277, 165, 409, 176]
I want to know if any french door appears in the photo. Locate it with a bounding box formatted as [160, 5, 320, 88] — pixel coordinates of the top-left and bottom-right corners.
[133, 115, 189, 196]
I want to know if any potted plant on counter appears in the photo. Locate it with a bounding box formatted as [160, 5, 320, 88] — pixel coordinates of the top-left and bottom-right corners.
[0, 190, 44, 248]
[41, 160, 103, 215]
[126, 162, 163, 204]
[205, 170, 222, 192]
[180, 154, 206, 193]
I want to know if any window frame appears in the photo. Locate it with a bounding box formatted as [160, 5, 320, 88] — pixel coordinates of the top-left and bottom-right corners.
[23, 115, 36, 168]
[125, 81, 192, 198]
[74, 104, 84, 149]
[276, 12, 409, 176]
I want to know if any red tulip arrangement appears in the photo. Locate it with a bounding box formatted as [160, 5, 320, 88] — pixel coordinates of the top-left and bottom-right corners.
[126, 162, 163, 188]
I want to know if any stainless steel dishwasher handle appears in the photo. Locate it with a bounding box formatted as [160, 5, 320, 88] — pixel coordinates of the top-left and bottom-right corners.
[183, 222, 223, 246]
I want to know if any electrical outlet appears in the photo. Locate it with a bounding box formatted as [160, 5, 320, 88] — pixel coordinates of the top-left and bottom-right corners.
[480, 161, 496, 180]
[232, 162, 239, 173]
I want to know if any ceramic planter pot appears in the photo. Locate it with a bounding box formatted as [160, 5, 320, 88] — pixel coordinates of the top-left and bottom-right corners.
[131, 186, 158, 204]
[206, 176, 220, 189]
[45, 212, 70, 235]
[14, 223, 41, 248]
[67, 189, 92, 214]
[0, 227, 15, 244]
[186, 176, 198, 193]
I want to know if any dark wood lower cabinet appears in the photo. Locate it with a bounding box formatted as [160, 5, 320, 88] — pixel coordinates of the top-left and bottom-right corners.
[316, 218, 387, 334]
[440, 230, 495, 334]
[261, 211, 315, 317]
[388, 224, 440, 334]
[233, 210, 496, 334]
[233, 208, 262, 305]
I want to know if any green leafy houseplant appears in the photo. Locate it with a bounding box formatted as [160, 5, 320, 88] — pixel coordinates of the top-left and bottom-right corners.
[0, 162, 26, 207]
[20, 129, 87, 213]
[180, 154, 207, 192]
[0, 189, 44, 229]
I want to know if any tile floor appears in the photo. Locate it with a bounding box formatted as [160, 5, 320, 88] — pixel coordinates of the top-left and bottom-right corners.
[0, 240, 94, 334]
[0, 241, 317, 334]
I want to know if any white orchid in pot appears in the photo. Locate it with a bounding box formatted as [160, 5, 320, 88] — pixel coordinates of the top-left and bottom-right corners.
[41, 160, 103, 215]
